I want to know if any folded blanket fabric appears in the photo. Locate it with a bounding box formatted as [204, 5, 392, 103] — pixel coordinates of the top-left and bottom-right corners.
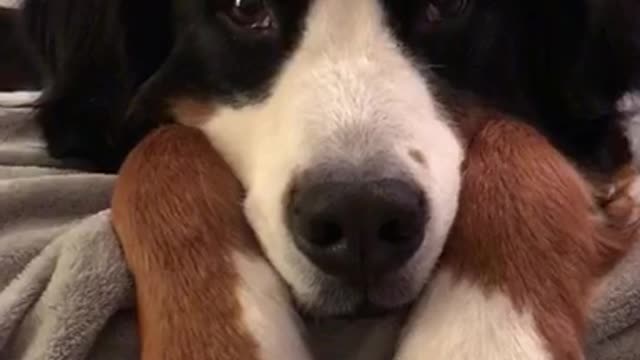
[0, 1, 19, 7]
[0, 103, 138, 360]
[0, 95, 639, 360]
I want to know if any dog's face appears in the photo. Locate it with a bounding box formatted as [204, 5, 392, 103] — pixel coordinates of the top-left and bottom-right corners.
[176, 0, 466, 317]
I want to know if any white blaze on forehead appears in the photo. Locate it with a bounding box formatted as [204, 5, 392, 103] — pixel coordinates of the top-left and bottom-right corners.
[261, 0, 455, 176]
[296, 0, 393, 53]
[204, 0, 448, 184]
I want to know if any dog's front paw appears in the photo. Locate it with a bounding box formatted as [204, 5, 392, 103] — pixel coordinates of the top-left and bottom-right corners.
[394, 271, 552, 360]
[112, 126, 312, 360]
[232, 253, 312, 360]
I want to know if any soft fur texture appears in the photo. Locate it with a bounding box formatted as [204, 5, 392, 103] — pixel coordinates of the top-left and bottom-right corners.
[112, 115, 640, 359]
[19, 0, 640, 320]
[3, 102, 640, 359]
[22, 0, 463, 316]
[197, 1, 464, 315]
[16, 0, 640, 357]
[398, 112, 640, 360]
[19, 0, 640, 173]
[112, 125, 310, 360]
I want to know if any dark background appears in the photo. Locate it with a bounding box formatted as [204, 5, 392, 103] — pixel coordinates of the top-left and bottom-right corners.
[0, 7, 41, 91]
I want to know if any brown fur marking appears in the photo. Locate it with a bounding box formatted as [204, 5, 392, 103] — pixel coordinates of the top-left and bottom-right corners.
[443, 117, 640, 359]
[112, 108, 639, 360]
[171, 99, 217, 127]
[111, 125, 261, 360]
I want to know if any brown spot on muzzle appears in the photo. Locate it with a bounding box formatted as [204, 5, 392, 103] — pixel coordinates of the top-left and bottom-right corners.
[111, 125, 261, 360]
[409, 148, 427, 166]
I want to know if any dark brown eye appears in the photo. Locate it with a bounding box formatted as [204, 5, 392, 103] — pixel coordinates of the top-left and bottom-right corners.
[227, 0, 276, 31]
[424, 0, 469, 23]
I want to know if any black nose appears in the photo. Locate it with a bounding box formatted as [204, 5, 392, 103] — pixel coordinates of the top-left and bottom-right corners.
[287, 178, 427, 284]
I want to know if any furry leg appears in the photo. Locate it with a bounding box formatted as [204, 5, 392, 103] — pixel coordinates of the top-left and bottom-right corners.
[111, 125, 311, 360]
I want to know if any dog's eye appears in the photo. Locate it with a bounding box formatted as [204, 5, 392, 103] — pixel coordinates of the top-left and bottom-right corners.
[225, 0, 276, 31]
[423, 0, 469, 23]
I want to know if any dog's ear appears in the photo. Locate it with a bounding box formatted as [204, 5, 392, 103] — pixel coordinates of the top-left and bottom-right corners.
[125, 34, 220, 130]
[585, 0, 640, 97]
[19, 0, 173, 172]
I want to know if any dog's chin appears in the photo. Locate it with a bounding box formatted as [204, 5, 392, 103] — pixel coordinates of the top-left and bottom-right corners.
[331, 301, 411, 321]
[295, 272, 427, 320]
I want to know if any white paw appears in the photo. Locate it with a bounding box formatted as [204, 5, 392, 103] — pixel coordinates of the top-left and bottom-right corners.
[234, 252, 312, 360]
[394, 270, 551, 360]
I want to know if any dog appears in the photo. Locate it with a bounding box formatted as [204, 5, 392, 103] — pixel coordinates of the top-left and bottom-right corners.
[25, 0, 464, 319]
[20, 0, 640, 357]
[112, 113, 640, 359]
[20, 0, 640, 172]
[20, 0, 640, 323]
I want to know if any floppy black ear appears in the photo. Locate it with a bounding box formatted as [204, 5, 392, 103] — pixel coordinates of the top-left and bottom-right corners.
[20, 0, 173, 172]
[519, 0, 640, 175]
[126, 28, 230, 129]
[572, 0, 640, 173]
[584, 0, 640, 96]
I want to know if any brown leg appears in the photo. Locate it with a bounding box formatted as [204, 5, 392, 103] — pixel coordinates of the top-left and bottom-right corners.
[111, 125, 311, 360]
[396, 115, 640, 360]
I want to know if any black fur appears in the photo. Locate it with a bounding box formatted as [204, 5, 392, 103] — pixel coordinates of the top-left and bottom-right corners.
[385, 0, 640, 173]
[20, 0, 174, 171]
[21, 0, 312, 172]
[19, 0, 640, 173]
[0, 8, 40, 91]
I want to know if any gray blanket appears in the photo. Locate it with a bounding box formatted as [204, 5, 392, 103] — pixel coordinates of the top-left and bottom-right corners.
[0, 93, 639, 360]
[0, 98, 138, 360]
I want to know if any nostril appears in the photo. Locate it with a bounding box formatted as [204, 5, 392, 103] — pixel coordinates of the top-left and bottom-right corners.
[310, 219, 343, 247]
[379, 218, 402, 243]
[378, 191, 427, 243]
[378, 215, 424, 245]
